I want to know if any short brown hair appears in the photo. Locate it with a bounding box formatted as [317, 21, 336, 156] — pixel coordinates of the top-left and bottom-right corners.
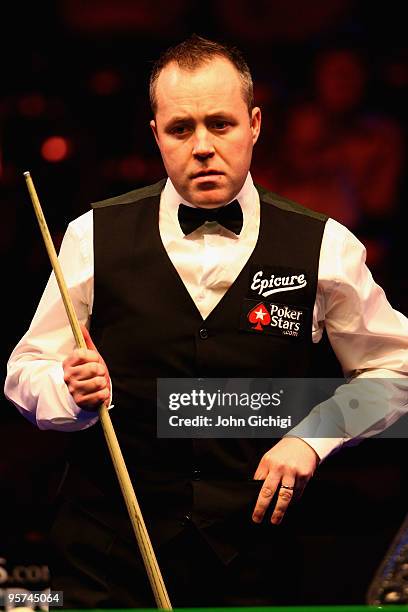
[149, 34, 254, 115]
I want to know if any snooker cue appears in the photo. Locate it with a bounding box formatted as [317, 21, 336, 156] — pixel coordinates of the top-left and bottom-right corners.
[23, 171, 172, 610]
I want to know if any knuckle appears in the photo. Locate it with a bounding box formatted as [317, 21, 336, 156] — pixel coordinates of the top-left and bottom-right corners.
[278, 489, 293, 501]
[97, 363, 106, 376]
[97, 388, 109, 401]
[263, 453, 277, 467]
[271, 459, 285, 471]
[96, 363, 106, 377]
[94, 376, 107, 390]
[72, 391, 83, 404]
[255, 495, 268, 510]
[67, 380, 77, 394]
[260, 486, 273, 498]
[89, 363, 100, 377]
[96, 362, 105, 375]
[282, 466, 297, 478]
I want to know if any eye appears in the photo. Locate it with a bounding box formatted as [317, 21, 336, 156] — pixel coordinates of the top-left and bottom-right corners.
[170, 124, 191, 136]
[211, 120, 229, 130]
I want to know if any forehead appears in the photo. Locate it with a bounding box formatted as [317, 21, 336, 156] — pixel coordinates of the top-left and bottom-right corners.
[154, 57, 246, 117]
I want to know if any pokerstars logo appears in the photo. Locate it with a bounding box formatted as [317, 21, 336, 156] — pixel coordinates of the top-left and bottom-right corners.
[246, 301, 305, 337]
[247, 303, 271, 331]
[269, 303, 304, 336]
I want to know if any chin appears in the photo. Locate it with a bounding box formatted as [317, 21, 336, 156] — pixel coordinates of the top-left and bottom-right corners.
[190, 187, 234, 208]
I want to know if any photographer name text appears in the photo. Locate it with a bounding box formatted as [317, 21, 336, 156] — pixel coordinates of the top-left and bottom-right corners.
[168, 414, 292, 429]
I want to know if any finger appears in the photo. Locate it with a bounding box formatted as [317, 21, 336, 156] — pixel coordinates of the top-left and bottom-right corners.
[73, 387, 110, 411]
[68, 375, 108, 396]
[67, 361, 107, 381]
[271, 481, 295, 525]
[64, 348, 102, 368]
[252, 475, 280, 523]
[253, 458, 268, 480]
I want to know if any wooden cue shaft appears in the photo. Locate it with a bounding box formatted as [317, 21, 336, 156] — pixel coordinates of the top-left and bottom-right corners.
[24, 171, 172, 610]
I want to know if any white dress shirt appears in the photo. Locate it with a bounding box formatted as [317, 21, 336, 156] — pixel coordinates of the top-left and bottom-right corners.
[4, 173, 408, 460]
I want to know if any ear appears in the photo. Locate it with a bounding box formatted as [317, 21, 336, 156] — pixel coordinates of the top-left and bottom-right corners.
[250, 107, 261, 145]
[150, 119, 159, 145]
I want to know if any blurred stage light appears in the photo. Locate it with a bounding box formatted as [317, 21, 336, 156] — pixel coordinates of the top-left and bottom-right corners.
[118, 155, 147, 180]
[41, 136, 70, 162]
[89, 69, 121, 95]
[18, 93, 46, 118]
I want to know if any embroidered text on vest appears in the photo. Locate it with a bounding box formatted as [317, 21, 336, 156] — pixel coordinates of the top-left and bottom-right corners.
[251, 270, 307, 297]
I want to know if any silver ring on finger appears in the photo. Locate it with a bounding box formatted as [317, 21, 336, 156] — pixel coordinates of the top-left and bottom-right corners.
[280, 484, 294, 491]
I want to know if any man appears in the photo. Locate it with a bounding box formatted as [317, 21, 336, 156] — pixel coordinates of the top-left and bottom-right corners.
[5, 35, 408, 607]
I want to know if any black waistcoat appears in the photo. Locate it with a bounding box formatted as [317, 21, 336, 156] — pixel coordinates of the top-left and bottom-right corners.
[61, 179, 327, 560]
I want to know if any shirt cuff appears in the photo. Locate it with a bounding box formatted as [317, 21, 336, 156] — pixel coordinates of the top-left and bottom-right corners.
[36, 364, 112, 431]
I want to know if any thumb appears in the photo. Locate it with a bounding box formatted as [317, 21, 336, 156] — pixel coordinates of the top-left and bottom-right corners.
[80, 323, 98, 352]
[80, 323, 111, 394]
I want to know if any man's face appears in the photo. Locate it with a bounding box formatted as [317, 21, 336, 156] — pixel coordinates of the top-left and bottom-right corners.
[150, 57, 261, 208]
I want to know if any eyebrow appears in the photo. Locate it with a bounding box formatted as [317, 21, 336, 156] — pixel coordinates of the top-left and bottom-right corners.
[165, 116, 192, 126]
[164, 111, 236, 128]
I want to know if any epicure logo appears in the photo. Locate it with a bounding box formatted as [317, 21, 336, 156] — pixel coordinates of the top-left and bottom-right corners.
[250, 270, 307, 297]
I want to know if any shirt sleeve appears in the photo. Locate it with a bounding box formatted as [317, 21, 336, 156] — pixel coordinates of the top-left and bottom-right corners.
[292, 218, 408, 460]
[4, 211, 103, 431]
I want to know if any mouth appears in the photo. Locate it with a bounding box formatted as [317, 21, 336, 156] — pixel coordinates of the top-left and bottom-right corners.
[191, 170, 224, 179]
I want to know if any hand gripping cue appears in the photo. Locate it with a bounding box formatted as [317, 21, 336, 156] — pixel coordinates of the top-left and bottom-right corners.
[24, 171, 172, 610]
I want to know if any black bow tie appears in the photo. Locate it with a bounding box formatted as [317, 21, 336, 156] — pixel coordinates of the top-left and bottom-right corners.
[178, 200, 243, 236]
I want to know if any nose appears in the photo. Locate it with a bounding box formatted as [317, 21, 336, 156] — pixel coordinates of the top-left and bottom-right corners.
[192, 128, 215, 160]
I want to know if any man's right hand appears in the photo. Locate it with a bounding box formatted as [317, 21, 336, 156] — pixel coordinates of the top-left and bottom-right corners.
[62, 325, 110, 411]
